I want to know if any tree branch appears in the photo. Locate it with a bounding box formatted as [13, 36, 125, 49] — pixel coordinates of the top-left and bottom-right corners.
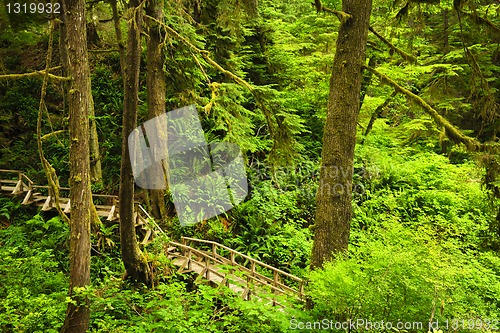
[361, 90, 397, 144]
[459, 9, 500, 36]
[311, 0, 351, 23]
[0, 68, 70, 81]
[369, 26, 417, 63]
[36, 20, 70, 224]
[145, 14, 277, 139]
[362, 64, 499, 154]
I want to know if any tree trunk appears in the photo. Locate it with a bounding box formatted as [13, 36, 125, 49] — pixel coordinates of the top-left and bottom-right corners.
[89, 98, 103, 187]
[310, 0, 372, 270]
[146, 0, 169, 223]
[59, 0, 93, 331]
[119, 0, 152, 285]
[110, 0, 126, 81]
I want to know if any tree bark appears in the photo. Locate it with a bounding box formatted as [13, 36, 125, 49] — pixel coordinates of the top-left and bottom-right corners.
[59, 0, 93, 331]
[119, 0, 152, 285]
[310, 0, 372, 270]
[89, 98, 103, 187]
[146, 0, 169, 223]
[110, 0, 126, 82]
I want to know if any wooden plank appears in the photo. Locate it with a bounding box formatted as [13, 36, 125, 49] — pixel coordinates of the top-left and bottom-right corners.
[0, 180, 18, 184]
[0, 186, 16, 193]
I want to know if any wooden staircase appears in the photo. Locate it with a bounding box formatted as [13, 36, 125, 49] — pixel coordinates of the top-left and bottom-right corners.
[0, 169, 154, 244]
[167, 237, 304, 302]
[1, 169, 305, 303]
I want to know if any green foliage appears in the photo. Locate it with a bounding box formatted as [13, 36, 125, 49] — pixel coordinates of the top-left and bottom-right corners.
[0, 0, 499, 331]
[0, 211, 68, 333]
[89, 279, 304, 333]
[308, 220, 500, 323]
[91, 65, 124, 191]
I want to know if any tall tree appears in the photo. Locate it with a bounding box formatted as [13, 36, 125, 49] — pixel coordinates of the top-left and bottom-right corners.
[59, 0, 93, 331]
[89, 98, 103, 187]
[145, 0, 169, 223]
[310, 0, 373, 269]
[119, 0, 152, 285]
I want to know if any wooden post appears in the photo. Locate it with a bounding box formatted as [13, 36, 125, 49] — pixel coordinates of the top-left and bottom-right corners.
[107, 197, 117, 221]
[18, 171, 22, 191]
[12, 177, 24, 195]
[247, 276, 251, 301]
[64, 199, 71, 213]
[230, 251, 235, 265]
[251, 261, 255, 276]
[206, 256, 210, 280]
[42, 187, 53, 211]
[187, 249, 192, 271]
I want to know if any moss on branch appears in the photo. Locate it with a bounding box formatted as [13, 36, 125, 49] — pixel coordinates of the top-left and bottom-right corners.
[311, 0, 351, 24]
[369, 26, 417, 63]
[363, 64, 500, 154]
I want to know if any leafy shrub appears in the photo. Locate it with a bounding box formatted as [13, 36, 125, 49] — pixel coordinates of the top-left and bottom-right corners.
[308, 221, 500, 325]
[0, 213, 68, 332]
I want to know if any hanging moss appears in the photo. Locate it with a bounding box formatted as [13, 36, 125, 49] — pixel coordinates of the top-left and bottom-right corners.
[363, 64, 500, 154]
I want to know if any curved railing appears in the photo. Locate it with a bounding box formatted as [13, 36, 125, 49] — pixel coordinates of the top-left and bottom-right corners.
[169, 236, 304, 299]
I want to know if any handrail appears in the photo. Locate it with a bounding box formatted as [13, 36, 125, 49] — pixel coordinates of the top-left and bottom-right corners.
[181, 236, 303, 283]
[177, 236, 304, 298]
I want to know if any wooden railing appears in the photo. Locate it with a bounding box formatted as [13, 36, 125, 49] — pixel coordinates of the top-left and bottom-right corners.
[170, 236, 304, 299]
[0, 169, 150, 229]
[0, 169, 34, 194]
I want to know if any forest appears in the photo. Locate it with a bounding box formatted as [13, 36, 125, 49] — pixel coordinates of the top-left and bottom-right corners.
[0, 0, 499, 332]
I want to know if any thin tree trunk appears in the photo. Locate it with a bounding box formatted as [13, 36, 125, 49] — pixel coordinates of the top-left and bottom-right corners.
[146, 0, 169, 223]
[119, 0, 152, 285]
[110, 0, 126, 81]
[89, 98, 103, 187]
[310, 0, 373, 270]
[59, 0, 93, 331]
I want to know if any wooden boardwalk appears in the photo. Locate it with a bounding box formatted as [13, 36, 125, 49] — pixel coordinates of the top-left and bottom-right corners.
[1, 169, 304, 302]
[167, 237, 304, 301]
[0, 169, 154, 244]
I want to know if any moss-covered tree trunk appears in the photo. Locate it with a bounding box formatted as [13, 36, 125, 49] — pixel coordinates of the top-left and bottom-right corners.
[59, 0, 93, 331]
[119, 0, 152, 285]
[146, 0, 169, 224]
[310, 0, 372, 269]
[89, 102, 103, 187]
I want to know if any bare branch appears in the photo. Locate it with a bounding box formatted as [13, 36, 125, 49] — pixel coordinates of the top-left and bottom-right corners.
[41, 130, 67, 141]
